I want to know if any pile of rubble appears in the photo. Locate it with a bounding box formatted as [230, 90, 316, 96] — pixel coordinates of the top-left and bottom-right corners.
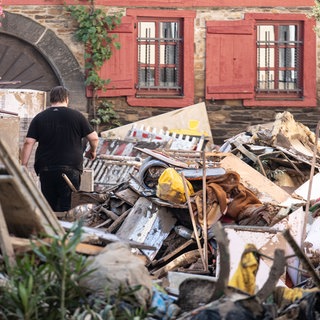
[1, 103, 320, 319]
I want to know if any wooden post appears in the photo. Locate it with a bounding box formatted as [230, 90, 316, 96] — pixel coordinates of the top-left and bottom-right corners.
[0, 203, 16, 267]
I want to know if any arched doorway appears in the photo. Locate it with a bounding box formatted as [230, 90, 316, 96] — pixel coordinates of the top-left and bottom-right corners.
[0, 11, 87, 111]
[0, 33, 60, 92]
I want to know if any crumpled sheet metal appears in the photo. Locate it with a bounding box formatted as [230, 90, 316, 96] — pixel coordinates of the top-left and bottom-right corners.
[116, 197, 177, 260]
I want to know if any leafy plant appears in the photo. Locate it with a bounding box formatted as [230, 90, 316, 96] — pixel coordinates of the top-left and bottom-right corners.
[90, 99, 122, 131]
[0, 221, 92, 319]
[66, 0, 122, 132]
[0, 222, 152, 319]
[66, 0, 122, 92]
[308, 1, 320, 35]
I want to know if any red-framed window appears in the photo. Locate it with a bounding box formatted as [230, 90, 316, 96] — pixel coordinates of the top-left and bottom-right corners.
[90, 9, 196, 108]
[205, 13, 316, 107]
[136, 18, 183, 97]
[256, 21, 303, 100]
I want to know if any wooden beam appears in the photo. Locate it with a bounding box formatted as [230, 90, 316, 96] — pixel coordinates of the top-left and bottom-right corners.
[0, 203, 16, 266]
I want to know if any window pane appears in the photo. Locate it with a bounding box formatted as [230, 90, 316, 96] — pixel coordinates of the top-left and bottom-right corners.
[139, 44, 155, 64]
[160, 22, 179, 38]
[137, 18, 182, 93]
[257, 71, 275, 90]
[256, 22, 301, 95]
[160, 67, 177, 86]
[279, 47, 296, 68]
[279, 70, 297, 89]
[139, 22, 155, 38]
[257, 25, 274, 42]
[160, 44, 177, 64]
[139, 67, 155, 86]
[257, 48, 275, 68]
[279, 25, 297, 45]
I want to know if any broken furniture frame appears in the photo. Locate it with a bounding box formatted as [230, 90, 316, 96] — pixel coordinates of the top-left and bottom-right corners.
[256, 150, 305, 180]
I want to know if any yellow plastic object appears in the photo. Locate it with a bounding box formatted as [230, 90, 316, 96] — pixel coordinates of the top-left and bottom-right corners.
[273, 286, 319, 309]
[156, 168, 194, 204]
[169, 119, 209, 137]
[228, 244, 259, 295]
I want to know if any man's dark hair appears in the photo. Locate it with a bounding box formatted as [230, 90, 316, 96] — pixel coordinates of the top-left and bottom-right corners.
[50, 86, 69, 104]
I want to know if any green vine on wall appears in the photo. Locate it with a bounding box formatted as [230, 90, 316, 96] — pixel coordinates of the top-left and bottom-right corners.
[309, 0, 320, 36]
[66, 0, 122, 92]
[65, 0, 122, 131]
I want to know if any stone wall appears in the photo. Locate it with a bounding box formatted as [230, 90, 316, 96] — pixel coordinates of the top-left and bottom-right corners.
[3, 5, 320, 145]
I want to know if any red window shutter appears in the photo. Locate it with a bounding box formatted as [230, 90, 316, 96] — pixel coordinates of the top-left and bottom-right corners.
[86, 16, 135, 97]
[206, 20, 255, 100]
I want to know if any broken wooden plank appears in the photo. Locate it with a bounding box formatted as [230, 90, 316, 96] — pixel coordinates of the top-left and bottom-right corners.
[60, 220, 156, 251]
[10, 236, 104, 256]
[150, 238, 195, 269]
[0, 172, 47, 237]
[114, 188, 139, 206]
[135, 147, 190, 168]
[0, 139, 64, 236]
[106, 208, 131, 233]
[0, 203, 15, 266]
[151, 249, 201, 279]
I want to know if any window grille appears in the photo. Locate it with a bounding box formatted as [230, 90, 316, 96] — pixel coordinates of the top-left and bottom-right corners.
[137, 19, 183, 96]
[256, 23, 303, 97]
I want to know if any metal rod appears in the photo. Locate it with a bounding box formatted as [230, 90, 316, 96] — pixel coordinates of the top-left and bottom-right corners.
[202, 151, 208, 271]
[181, 172, 206, 269]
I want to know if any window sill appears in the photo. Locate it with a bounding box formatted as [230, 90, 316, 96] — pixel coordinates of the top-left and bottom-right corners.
[244, 97, 317, 107]
[127, 96, 194, 107]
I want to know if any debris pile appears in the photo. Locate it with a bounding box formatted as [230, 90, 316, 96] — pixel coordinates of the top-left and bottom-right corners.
[1, 104, 320, 319]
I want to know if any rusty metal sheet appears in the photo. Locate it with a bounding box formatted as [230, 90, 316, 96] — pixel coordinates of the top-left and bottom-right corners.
[116, 197, 177, 260]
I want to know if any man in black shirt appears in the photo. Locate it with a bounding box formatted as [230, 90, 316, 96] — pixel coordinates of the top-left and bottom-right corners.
[21, 86, 99, 212]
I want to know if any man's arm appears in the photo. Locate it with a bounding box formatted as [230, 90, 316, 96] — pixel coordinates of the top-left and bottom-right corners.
[85, 131, 99, 160]
[21, 137, 37, 166]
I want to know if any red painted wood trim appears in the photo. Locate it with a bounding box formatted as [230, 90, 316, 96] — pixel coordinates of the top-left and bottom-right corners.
[126, 8, 196, 18]
[243, 13, 317, 107]
[125, 8, 195, 107]
[86, 16, 135, 97]
[206, 19, 255, 100]
[244, 99, 317, 107]
[245, 12, 312, 21]
[207, 85, 253, 94]
[3, 0, 315, 7]
[207, 20, 252, 34]
[127, 96, 195, 107]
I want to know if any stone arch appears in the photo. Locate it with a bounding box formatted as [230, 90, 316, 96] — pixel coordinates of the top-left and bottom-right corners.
[0, 11, 87, 111]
